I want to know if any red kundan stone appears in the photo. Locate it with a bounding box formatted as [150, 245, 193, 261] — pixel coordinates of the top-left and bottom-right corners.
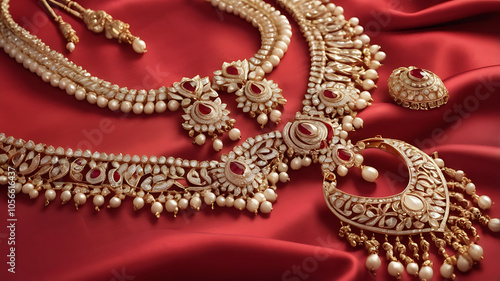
[198, 103, 212, 115]
[229, 161, 246, 175]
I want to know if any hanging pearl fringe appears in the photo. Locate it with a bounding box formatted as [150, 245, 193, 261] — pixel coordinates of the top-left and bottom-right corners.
[338, 156, 498, 280]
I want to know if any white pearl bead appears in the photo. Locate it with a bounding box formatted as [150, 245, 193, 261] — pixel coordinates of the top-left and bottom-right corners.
[49, 74, 60, 87]
[290, 157, 302, 170]
[97, 96, 108, 108]
[120, 101, 132, 113]
[151, 202, 163, 217]
[433, 158, 445, 168]
[0, 175, 7, 185]
[339, 130, 348, 140]
[45, 189, 56, 201]
[478, 195, 492, 210]
[360, 91, 372, 101]
[369, 44, 381, 53]
[301, 157, 312, 167]
[178, 198, 189, 209]
[369, 60, 381, 69]
[216, 196, 226, 207]
[108, 99, 120, 111]
[333, 6, 344, 15]
[267, 172, 279, 185]
[132, 38, 146, 53]
[349, 17, 359, 26]
[155, 101, 167, 113]
[387, 261, 404, 278]
[228, 128, 241, 141]
[270, 110, 282, 123]
[168, 100, 180, 111]
[359, 34, 370, 44]
[455, 170, 464, 181]
[342, 122, 353, 132]
[263, 188, 277, 202]
[58, 77, 68, 90]
[353, 117, 363, 129]
[365, 254, 381, 271]
[204, 192, 216, 205]
[144, 102, 155, 114]
[355, 98, 368, 110]
[342, 116, 353, 124]
[257, 113, 268, 126]
[260, 201, 273, 213]
[66, 42, 75, 52]
[488, 218, 500, 232]
[61, 190, 72, 203]
[337, 165, 348, 177]
[93, 195, 105, 207]
[165, 199, 178, 213]
[456, 255, 471, 272]
[246, 198, 260, 213]
[225, 196, 234, 207]
[279, 172, 289, 183]
[272, 47, 284, 58]
[362, 79, 375, 90]
[354, 154, 364, 166]
[465, 183, 476, 195]
[194, 134, 206, 145]
[14, 183, 22, 193]
[133, 102, 144, 114]
[406, 262, 419, 276]
[353, 25, 364, 35]
[364, 69, 379, 80]
[74, 192, 87, 206]
[109, 197, 122, 208]
[419, 266, 433, 281]
[253, 192, 265, 203]
[440, 262, 454, 279]
[234, 198, 246, 210]
[269, 55, 280, 67]
[362, 166, 378, 182]
[86, 92, 97, 104]
[262, 61, 273, 73]
[29, 189, 39, 199]
[374, 51, 386, 61]
[213, 139, 223, 151]
[468, 244, 483, 261]
[277, 163, 288, 172]
[353, 39, 363, 49]
[22, 183, 34, 194]
[190, 196, 202, 210]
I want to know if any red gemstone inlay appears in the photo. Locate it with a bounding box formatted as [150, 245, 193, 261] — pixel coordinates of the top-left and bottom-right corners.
[198, 103, 212, 115]
[229, 161, 246, 175]
[250, 83, 262, 94]
[226, 65, 239, 75]
[337, 149, 352, 161]
[113, 171, 121, 182]
[320, 140, 327, 149]
[75, 159, 82, 165]
[298, 123, 315, 135]
[182, 81, 197, 92]
[324, 122, 333, 140]
[323, 89, 338, 99]
[90, 169, 101, 179]
[409, 69, 426, 79]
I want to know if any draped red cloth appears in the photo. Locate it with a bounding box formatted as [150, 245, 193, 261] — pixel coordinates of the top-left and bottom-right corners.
[1, 0, 500, 280]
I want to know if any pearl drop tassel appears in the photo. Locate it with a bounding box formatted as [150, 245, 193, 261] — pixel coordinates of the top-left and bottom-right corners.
[190, 196, 202, 210]
[468, 244, 483, 261]
[213, 139, 223, 151]
[60, 190, 72, 203]
[204, 192, 216, 205]
[178, 198, 189, 209]
[478, 195, 492, 210]
[29, 189, 39, 199]
[194, 134, 206, 145]
[259, 201, 273, 213]
[165, 199, 178, 213]
[456, 255, 471, 272]
[234, 198, 246, 210]
[257, 113, 268, 127]
[246, 198, 259, 213]
[21, 183, 34, 194]
[362, 166, 378, 182]
[488, 218, 500, 232]
[263, 188, 277, 202]
[267, 172, 279, 185]
[406, 262, 419, 276]
[440, 262, 454, 279]
[418, 266, 433, 281]
[253, 192, 266, 203]
[74, 193, 87, 206]
[132, 38, 146, 53]
[66, 42, 75, 52]
[45, 189, 56, 203]
[228, 128, 241, 141]
[290, 157, 302, 170]
[387, 261, 404, 278]
[109, 197, 122, 208]
[269, 110, 281, 123]
[151, 202, 163, 218]
[133, 197, 145, 210]
[365, 254, 381, 271]
[93, 195, 105, 210]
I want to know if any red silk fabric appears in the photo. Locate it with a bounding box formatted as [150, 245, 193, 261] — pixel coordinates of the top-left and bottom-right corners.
[1, 0, 500, 280]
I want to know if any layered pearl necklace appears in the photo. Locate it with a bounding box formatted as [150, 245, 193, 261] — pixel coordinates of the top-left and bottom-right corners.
[1, 0, 498, 280]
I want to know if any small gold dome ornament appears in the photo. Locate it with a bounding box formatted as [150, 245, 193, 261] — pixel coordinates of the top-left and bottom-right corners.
[388, 66, 449, 110]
